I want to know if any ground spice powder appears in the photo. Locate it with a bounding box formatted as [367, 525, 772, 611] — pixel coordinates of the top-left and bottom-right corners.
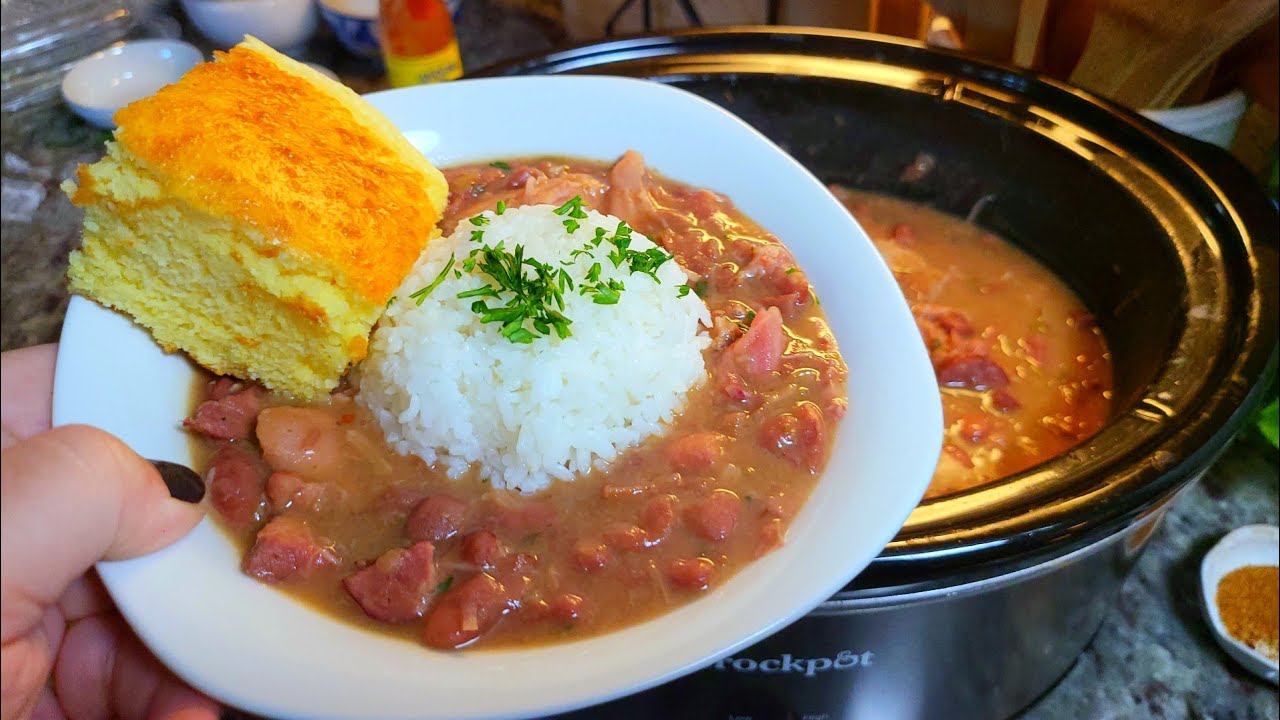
[1215, 565, 1279, 661]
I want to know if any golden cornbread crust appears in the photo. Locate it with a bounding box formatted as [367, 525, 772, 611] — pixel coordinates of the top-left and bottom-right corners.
[114, 38, 445, 302]
[66, 37, 447, 399]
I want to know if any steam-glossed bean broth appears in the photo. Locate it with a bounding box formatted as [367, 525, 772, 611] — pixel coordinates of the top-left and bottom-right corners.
[832, 188, 1112, 498]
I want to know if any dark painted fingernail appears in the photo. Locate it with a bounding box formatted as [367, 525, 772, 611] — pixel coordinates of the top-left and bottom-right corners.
[151, 460, 205, 503]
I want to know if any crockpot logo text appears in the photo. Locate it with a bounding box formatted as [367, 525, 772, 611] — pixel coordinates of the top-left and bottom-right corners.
[713, 651, 873, 678]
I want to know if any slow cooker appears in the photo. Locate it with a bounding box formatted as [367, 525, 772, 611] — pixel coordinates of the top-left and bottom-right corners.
[472, 28, 1280, 720]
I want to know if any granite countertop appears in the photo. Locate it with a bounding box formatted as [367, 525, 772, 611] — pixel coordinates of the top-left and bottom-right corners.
[1, 2, 1276, 718]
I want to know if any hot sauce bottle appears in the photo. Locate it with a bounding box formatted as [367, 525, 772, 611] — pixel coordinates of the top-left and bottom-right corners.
[379, 0, 463, 87]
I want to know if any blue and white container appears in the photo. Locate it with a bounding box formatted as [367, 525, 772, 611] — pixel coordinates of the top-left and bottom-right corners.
[318, 0, 381, 57]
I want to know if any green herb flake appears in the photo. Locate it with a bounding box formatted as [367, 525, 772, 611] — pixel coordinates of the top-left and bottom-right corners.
[470, 230, 485, 244]
[469, 214, 490, 227]
[435, 575, 454, 593]
[490, 161, 511, 171]
[408, 254, 456, 305]
[496, 199, 507, 215]
[677, 284, 691, 298]
[693, 279, 709, 298]
[785, 267, 799, 275]
[386, 295, 397, 308]
[553, 195, 585, 217]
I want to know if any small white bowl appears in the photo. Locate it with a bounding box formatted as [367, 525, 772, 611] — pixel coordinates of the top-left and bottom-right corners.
[61, 40, 204, 129]
[180, 0, 318, 55]
[1200, 524, 1280, 684]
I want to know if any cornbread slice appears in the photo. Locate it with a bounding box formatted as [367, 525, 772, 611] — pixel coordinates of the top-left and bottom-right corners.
[65, 36, 446, 399]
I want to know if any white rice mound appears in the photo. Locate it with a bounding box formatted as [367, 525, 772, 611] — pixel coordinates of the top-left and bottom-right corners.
[357, 204, 712, 493]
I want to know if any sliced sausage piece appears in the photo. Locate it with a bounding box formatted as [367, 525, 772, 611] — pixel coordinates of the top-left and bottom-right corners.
[423, 573, 514, 649]
[667, 432, 727, 473]
[683, 489, 742, 542]
[758, 401, 827, 472]
[666, 557, 715, 591]
[256, 406, 345, 478]
[342, 542, 437, 623]
[406, 495, 468, 542]
[243, 516, 337, 583]
[206, 443, 267, 528]
[461, 531, 502, 568]
[184, 384, 264, 441]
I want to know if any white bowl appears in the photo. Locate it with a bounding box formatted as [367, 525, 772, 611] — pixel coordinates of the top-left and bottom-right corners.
[1200, 524, 1280, 684]
[53, 76, 943, 720]
[179, 0, 318, 54]
[60, 40, 204, 129]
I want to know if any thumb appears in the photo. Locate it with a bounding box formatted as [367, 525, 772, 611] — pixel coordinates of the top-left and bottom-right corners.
[0, 424, 205, 641]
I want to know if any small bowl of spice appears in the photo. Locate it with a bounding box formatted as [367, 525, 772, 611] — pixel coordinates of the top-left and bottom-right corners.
[1201, 524, 1279, 684]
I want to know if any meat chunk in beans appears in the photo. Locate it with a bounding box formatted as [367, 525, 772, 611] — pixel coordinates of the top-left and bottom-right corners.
[243, 516, 337, 583]
[206, 443, 267, 528]
[342, 541, 437, 623]
[722, 306, 785, 378]
[184, 384, 263, 441]
[256, 406, 345, 478]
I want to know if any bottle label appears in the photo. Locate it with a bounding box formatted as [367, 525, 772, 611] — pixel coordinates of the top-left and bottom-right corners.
[385, 41, 463, 87]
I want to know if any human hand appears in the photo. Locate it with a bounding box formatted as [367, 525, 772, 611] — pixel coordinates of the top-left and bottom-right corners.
[1, 343, 218, 720]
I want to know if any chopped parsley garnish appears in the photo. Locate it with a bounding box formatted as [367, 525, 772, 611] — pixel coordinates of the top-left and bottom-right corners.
[456, 240, 573, 343]
[386, 295, 397, 308]
[413, 203, 694, 344]
[693, 279, 709, 297]
[785, 267, 799, 275]
[435, 576, 454, 593]
[409, 254, 455, 305]
[553, 195, 588, 234]
[490, 161, 511, 171]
